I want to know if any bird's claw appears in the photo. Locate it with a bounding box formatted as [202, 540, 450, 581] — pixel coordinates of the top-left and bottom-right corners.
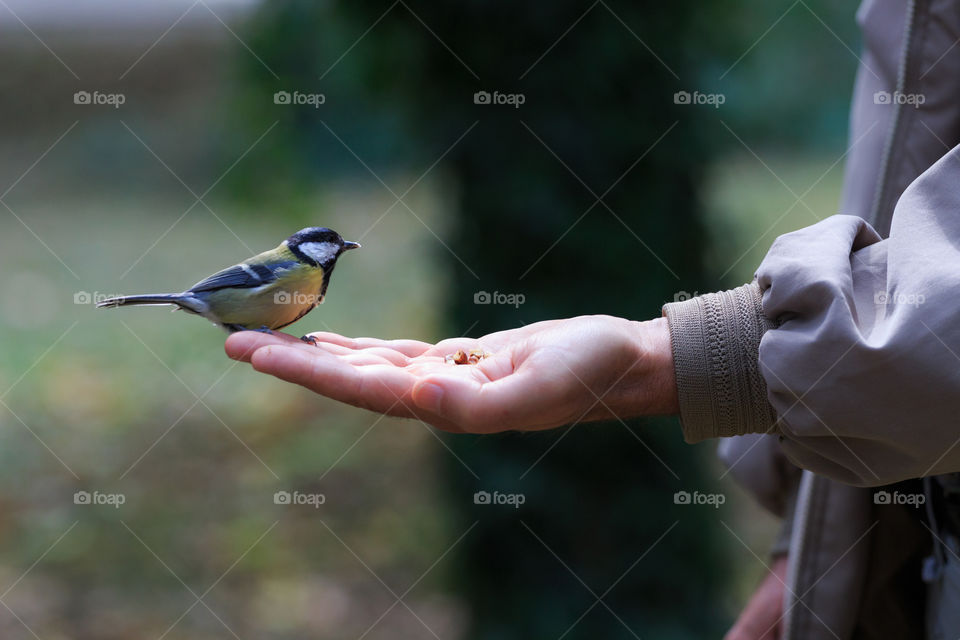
[300, 335, 320, 346]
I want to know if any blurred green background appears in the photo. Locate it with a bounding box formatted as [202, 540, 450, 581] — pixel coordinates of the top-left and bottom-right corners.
[0, 1, 855, 637]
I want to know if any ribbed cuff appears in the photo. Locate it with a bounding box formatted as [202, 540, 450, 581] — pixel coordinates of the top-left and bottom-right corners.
[662, 282, 779, 443]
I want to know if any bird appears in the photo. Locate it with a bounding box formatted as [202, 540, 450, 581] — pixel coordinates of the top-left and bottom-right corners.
[97, 227, 360, 341]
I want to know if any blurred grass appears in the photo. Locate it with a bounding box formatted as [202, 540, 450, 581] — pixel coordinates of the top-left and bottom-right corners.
[0, 21, 478, 637]
[0, 185, 468, 638]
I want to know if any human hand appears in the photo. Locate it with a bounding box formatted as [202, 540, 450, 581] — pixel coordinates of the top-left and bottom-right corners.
[225, 315, 678, 433]
[724, 555, 788, 640]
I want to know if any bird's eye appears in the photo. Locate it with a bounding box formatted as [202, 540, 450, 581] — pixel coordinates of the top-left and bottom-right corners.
[299, 241, 340, 263]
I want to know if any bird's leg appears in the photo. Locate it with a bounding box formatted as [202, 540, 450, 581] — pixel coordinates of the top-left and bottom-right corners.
[223, 323, 274, 334]
[300, 334, 320, 346]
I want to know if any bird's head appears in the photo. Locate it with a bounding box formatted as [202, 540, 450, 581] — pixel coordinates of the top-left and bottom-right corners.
[284, 227, 361, 268]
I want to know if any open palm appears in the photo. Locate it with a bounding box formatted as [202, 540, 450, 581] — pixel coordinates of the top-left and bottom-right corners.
[225, 315, 677, 433]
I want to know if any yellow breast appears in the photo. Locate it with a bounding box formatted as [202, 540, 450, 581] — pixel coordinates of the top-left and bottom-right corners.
[205, 257, 328, 330]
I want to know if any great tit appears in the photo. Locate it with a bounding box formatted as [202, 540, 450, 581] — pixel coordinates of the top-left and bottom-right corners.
[97, 227, 360, 339]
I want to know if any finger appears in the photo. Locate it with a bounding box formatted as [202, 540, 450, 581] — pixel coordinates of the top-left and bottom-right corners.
[248, 345, 420, 417]
[337, 352, 404, 367]
[724, 576, 784, 640]
[297, 332, 357, 348]
[479, 319, 563, 345]
[225, 331, 302, 362]
[305, 341, 357, 356]
[349, 337, 434, 357]
[727, 603, 780, 640]
[309, 342, 413, 366]
[725, 617, 780, 640]
[301, 333, 434, 357]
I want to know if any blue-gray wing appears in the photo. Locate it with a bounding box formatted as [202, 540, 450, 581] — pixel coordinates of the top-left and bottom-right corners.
[188, 261, 297, 293]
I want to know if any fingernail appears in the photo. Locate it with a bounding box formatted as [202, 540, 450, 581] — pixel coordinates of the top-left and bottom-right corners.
[415, 383, 444, 413]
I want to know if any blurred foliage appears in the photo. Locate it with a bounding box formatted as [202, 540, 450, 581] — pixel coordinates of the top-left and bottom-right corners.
[225, 0, 861, 200]
[704, 152, 849, 284]
[717, 0, 862, 151]
[0, 22, 461, 638]
[0, 198, 458, 639]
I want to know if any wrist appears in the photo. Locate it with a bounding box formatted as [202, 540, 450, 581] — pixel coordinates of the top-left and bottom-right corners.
[638, 317, 680, 415]
[602, 316, 679, 419]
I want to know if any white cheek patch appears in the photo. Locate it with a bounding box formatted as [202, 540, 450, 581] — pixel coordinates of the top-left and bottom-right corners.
[298, 241, 340, 264]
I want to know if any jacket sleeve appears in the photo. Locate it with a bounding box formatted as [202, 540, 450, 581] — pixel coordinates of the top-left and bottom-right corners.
[663, 144, 960, 487]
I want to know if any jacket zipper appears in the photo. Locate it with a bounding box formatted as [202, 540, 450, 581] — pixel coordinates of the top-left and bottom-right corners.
[869, 0, 919, 232]
[782, 470, 814, 640]
[783, 4, 922, 637]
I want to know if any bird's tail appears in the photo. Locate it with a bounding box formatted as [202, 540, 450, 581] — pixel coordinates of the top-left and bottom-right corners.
[96, 294, 186, 309]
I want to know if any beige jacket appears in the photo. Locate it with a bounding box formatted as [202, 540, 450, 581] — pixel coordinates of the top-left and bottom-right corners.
[662, 1, 960, 637]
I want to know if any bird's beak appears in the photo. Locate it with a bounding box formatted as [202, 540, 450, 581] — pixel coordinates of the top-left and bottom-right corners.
[342, 241, 361, 251]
